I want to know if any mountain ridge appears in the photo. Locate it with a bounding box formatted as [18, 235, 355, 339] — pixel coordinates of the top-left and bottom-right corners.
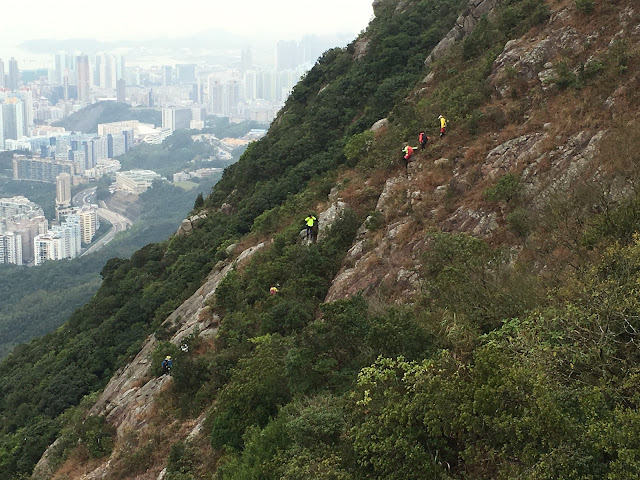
[1, 0, 640, 478]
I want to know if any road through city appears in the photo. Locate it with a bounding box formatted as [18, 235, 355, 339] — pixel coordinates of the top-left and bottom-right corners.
[73, 187, 133, 256]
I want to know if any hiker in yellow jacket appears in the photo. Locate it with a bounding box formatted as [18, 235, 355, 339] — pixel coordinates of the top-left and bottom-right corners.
[304, 214, 317, 240]
[438, 115, 447, 137]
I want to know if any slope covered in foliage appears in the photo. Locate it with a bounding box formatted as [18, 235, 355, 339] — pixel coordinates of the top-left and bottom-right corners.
[2, 0, 640, 478]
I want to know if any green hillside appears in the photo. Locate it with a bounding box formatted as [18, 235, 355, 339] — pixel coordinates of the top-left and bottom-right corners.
[53, 101, 161, 133]
[1, 0, 640, 478]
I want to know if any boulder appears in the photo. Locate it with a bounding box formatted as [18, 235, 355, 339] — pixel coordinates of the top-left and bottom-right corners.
[370, 118, 389, 132]
[220, 202, 233, 215]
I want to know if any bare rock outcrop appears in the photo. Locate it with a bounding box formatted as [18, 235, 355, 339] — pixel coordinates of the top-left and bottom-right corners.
[176, 212, 208, 236]
[482, 133, 545, 179]
[300, 201, 348, 243]
[352, 35, 371, 60]
[34, 241, 270, 479]
[370, 118, 389, 132]
[490, 22, 584, 96]
[522, 130, 606, 204]
[442, 207, 499, 236]
[425, 0, 503, 65]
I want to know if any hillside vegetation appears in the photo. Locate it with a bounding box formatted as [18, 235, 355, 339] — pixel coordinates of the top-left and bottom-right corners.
[1, 0, 640, 478]
[0, 137, 226, 361]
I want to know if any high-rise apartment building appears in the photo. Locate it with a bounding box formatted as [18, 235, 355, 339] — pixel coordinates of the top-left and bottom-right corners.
[162, 65, 172, 86]
[0, 232, 23, 265]
[101, 54, 115, 89]
[2, 98, 25, 142]
[78, 206, 99, 244]
[116, 78, 126, 103]
[83, 140, 94, 169]
[56, 173, 71, 208]
[107, 133, 126, 158]
[76, 54, 90, 102]
[7, 57, 19, 91]
[3, 215, 46, 264]
[34, 233, 62, 265]
[0, 105, 4, 150]
[94, 54, 102, 87]
[52, 216, 82, 259]
[0, 58, 4, 88]
[12, 155, 74, 183]
[91, 136, 109, 163]
[18, 90, 34, 135]
[241, 49, 253, 73]
[162, 107, 191, 132]
[54, 52, 65, 85]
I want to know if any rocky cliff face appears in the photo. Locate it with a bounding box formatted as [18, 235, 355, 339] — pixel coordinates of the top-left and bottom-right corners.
[32, 0, 640, 478]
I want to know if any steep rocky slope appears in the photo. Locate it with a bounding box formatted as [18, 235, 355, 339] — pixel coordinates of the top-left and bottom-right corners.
[17, 0, 640, 478]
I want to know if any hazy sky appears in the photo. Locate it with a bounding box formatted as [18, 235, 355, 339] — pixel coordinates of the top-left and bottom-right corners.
[1, 0, 374, 48]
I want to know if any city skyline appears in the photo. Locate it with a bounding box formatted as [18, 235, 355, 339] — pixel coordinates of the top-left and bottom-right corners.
[0, 0, 374, 60]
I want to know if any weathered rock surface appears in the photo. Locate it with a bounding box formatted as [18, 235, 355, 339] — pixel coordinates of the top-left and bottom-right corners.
[490, 22, 584, 96]
[33, 241, 269, 480]
[300, 201, 348, 243]
[482, 133, 545, 179]
[442, 206, 499, 236]
[370, 118, 389, 132]
[522, 130, 606, 204]
[425, 0, 502, 65]
[175, 212, 207, 236]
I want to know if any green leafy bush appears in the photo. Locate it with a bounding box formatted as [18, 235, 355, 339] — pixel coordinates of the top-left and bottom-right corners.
[575, 0, 595, 14]
[483, 173, 521, 203]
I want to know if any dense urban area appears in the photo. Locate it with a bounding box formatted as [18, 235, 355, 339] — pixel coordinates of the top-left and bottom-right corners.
[0, 35, 350, 266]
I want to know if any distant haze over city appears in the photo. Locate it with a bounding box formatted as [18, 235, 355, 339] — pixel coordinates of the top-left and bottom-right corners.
[0, 0, 374, 62]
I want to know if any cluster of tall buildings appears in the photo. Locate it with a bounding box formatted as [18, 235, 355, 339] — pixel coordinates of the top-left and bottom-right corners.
[0, 194, 99, 266]
[11, 125, 134, 184]
[0, 90, 35, 149]
[0, 196, 46, 265]
[0, 34, 351, 147]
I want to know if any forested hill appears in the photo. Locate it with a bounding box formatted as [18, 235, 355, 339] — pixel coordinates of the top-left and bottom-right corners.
[53, 101, 161, 133]
[2, 0, 640, 478]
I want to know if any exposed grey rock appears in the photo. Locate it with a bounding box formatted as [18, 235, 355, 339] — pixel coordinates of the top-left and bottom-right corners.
[387, 219, 409, 241]
[353, 36, 371, 60]
[490, 24, 583, 96]
[370, 118, 389, 132]
[425, 0, 502, 65]
[522, 130, 606, 203]
[434, 185, 448, 196]
[434, 157, 452, 167]
[422, 71, 436, 85]
[328, 186, 342, 203]
[537, 67, 557, 89]
[220, 202, 233, 215]
[442, 206, 499, 236]
[31, 438, 63, 480]
[375, 176, 405, 215]
[175, 212, 207, 236]
[225, 243, 238, 255]
[317, 201, 348, 241]
[35, 240, 270, 479]
[482, 133, 545, 179]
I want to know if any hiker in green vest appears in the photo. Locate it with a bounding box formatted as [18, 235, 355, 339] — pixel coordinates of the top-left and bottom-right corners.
[304, 214, 317, 240]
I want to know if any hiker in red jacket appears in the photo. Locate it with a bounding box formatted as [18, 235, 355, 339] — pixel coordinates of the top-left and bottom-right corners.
[419, 131, 429, 150]
[402, 144, 418, 170]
